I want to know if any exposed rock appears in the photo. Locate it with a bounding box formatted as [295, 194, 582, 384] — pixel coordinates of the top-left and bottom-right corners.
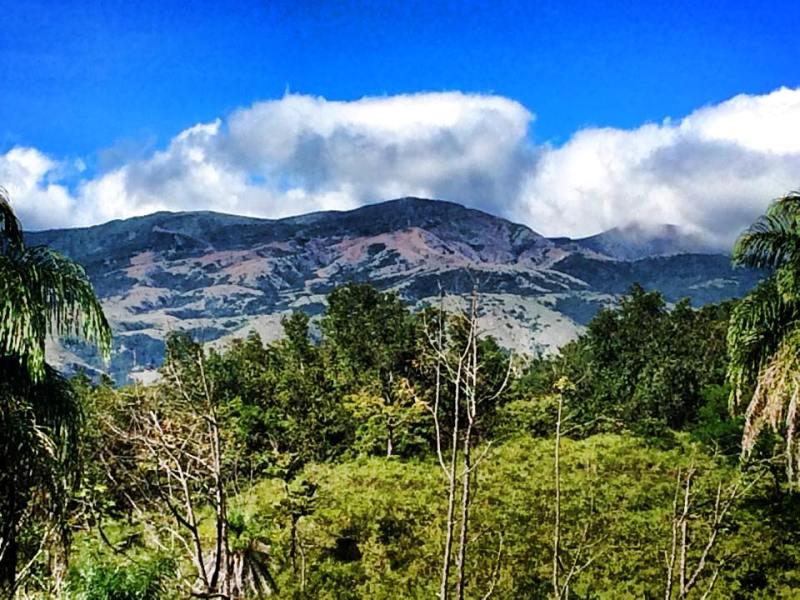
[27, 197, 761, 383]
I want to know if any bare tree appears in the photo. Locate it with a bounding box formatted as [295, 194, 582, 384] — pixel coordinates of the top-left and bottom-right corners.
[550, 376, 601, 600]
[454, 290, 480, 600]
[104, 338, 275, 598]
[421, 289, 510, 600]
[663, 465, 758, 600]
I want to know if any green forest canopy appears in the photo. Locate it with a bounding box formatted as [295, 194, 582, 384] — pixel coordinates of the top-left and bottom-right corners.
[9, 192, 800, 598]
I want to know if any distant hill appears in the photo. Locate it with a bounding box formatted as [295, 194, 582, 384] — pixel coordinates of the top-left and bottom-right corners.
[553, 222, 718, 261]
[27, 197, 762, 383]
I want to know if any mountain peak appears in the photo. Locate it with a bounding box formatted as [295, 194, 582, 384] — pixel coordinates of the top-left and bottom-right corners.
[26, 199, 755, 383]
[562, 220, 720, 261]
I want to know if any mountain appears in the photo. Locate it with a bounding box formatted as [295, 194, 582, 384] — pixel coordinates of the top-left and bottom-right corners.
[553, 222, 718, 260]
[26, 198, 762, 383]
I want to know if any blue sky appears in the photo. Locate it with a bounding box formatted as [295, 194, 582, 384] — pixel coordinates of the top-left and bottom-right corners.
[4, 0, 798, 156]
[2, 0, 800, 242]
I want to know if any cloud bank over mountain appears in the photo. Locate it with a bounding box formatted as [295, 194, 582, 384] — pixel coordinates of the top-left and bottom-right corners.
[3, 87, 800, 246]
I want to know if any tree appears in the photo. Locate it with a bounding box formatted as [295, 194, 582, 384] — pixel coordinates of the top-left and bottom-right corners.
[322, 284, 417, 456]
[102, 333, 277, 598]
[663, 462, 760, 600]
[524, 285, 732, 434]
[214, 319, 350, 477]
[420, 290, 510, 600]
[727, 191, 800, 483]
[0, 191, 110, 381]
[271, 312, 351, 467]
[0, 189, 110, 596]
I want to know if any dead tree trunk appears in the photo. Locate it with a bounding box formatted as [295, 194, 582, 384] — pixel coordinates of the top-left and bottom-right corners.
[663, 465, 757, 599]
[455, 290, 479, 600]
[422, 289, 510, 600]
[431, 291, 463, 600]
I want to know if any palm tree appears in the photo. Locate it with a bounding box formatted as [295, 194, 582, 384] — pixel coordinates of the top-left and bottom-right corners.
[0, 189, 111, 595]
[728, 191, 800, 483]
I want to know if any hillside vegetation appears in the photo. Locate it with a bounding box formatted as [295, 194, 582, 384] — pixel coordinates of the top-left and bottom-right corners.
[4, 192, 800, 599]
[4, 281, 795, 599]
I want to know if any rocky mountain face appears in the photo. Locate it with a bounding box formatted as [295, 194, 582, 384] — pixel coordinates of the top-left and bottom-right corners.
[26, 197, 762, 383]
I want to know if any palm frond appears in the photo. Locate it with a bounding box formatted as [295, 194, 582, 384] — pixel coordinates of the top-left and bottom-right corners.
[741, 325, 800, 482]
[733, 212, 800, 270]
[0, 245, 111, 381]
[765, 190, 800, 220]
[0, 187, 23, 252]
[727, 276, 799, 407]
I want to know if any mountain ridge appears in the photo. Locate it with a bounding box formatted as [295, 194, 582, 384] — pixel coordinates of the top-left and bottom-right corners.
[27, 197, 758, 383]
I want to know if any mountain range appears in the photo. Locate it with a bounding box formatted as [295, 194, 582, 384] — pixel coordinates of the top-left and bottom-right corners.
[27, 197, 762, 383]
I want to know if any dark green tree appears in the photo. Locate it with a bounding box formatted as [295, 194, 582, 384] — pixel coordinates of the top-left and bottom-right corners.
[214, 315, 350, 477]
[517, 285, 731, 434]
[270, 312, 351, 468]
[321, 284, 419, 456]
[0, 190, 111, 595]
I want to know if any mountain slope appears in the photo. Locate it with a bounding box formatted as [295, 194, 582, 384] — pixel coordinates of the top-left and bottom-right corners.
[27, 198, 761, 382]
[554, 222, 718, 260]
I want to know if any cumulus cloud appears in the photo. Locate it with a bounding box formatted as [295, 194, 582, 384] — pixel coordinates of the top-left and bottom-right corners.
[522, 87, 800, 246]
[0, 147, 77, 230]
[2, 92, 535, 230]
[3, 88, 800, 247]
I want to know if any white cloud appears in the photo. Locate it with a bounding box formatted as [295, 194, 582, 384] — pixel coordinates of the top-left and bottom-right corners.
[682, 87, 800, 154]
[3, 88, 800, 248]
[522, 87, 800, 246]
[0, 147, 77, 230]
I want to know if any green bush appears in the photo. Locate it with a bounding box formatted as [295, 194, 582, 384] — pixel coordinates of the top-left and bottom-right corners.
[69, 556, 175, 600]
[490, 396, 558, 439]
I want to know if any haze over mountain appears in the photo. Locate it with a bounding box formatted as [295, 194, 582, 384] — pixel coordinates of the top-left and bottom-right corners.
[553, 222, 717, 261]
[27, 197, 761, 383]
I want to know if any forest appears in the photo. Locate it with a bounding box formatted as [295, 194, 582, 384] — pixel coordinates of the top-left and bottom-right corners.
[4, 191, 800, 599]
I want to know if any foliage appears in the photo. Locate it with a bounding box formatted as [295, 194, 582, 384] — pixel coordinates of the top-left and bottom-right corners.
[490, 396, 559, 440]
[321, 284, 420, 456]
[8, 258, 800, 598]
[728, 191, 800, 483]
[0, 190, 110, 382]
[67, 434, 800, 599]
[343, 387, 428, 457]
[211, 322, 351, 477]
[517, 285, 733, 433]
[691, 383, 745, 456]
[0, 189, 111, 595]
[68, 555, 176, 600]
[321, 284, 416, 392]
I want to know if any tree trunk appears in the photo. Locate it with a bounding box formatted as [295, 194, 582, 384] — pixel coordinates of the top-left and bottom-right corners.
[455, 290, 479, 600]
[455, 425, 472, 600]
[440, 344, 463, 600]
[386, 417, 394, 457]
[440, 465, 457, 600]
[0, 534, 17, 599]
[48, 528, 70, 596]
[553, 392, 563, 598]
[210, 414, 231, 598]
